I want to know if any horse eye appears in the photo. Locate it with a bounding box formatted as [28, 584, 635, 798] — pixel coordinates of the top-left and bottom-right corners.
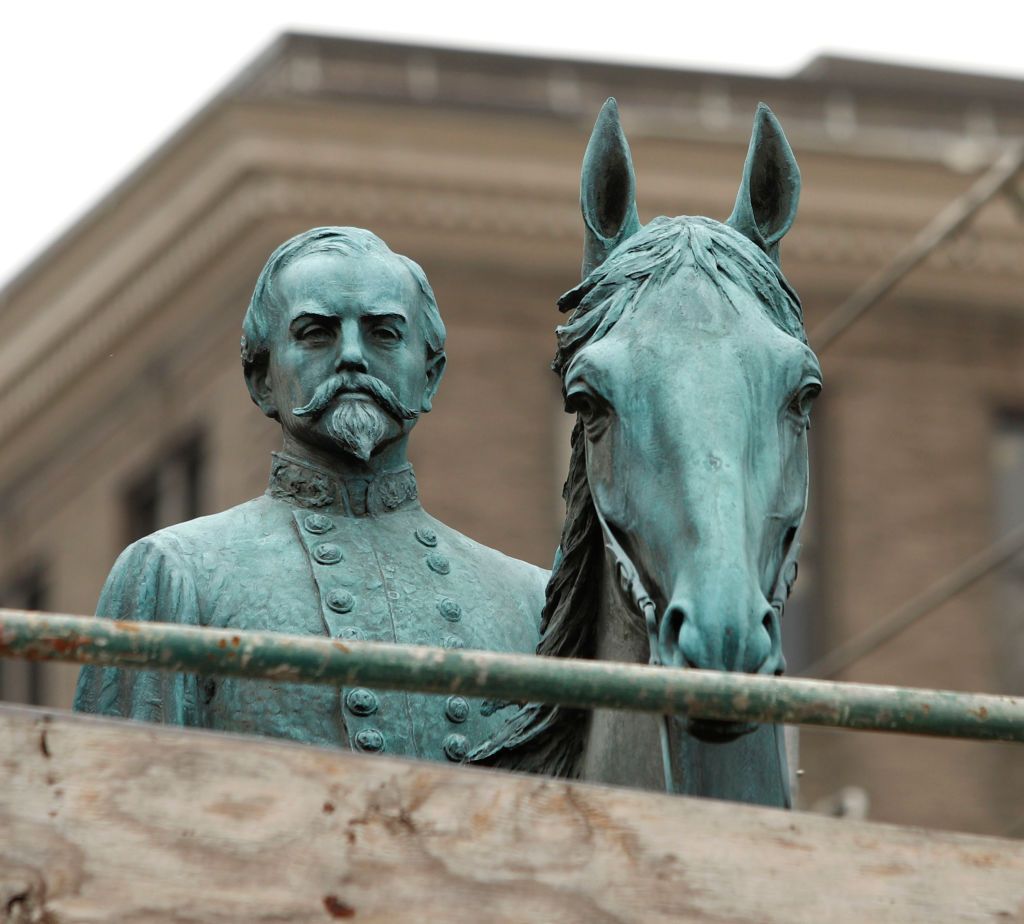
[566, 392, 592, 416]
[565, 388, 597, 417]
[565, 387, 611, 438]
[787, 382, 821, 423]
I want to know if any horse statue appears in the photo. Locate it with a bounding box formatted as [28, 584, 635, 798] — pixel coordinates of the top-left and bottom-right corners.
[474, 99, 820, 808]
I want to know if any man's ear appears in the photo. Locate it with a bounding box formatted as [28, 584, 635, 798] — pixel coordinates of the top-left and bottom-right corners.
[244, 358, 280, 420]
[421, 352, 446, 413]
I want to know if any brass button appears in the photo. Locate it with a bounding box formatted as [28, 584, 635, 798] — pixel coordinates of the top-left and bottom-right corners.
[345, 688, 378, 717]
[437, 598, 462, 622]
[303, 513, 333, 535]
[337, 626, 365, 641]
[313, 542, 343, 565]
[426, 552, 450, 575]
[354, 728, 385, 753]
[443, 733, 469, 761]
[415, 527, 438, 548]
[445, 696, 470, 724]
[326, 589, 355, 614]
[442, 635, 464, 650]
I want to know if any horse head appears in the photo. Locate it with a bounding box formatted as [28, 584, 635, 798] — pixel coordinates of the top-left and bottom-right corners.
[557, 100, 820, 737]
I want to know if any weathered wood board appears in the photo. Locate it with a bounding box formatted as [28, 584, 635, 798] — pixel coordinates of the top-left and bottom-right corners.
[1, 705, 1022, 923]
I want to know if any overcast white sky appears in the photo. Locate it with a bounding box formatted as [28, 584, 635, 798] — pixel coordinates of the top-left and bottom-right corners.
[2, 0, 1022, 289]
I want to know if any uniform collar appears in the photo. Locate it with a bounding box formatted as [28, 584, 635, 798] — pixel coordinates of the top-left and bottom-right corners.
[267, 451, 419, 517]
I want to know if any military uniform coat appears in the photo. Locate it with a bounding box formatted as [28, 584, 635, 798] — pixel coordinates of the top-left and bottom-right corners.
[74, 452, 547, 763]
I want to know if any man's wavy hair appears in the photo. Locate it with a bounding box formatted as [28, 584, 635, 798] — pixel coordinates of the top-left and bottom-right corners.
[240, 227, 446, 375]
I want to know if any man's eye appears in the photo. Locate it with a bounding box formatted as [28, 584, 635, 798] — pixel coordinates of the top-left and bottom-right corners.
[298, 326, 332, 341]
[372, 327, 400, 342]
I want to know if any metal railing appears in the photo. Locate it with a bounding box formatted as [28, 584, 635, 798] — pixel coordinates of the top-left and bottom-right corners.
[0, 608, 1021, 743]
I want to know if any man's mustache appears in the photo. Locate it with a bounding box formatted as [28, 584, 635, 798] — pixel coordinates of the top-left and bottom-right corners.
[292, 372, 419, 422]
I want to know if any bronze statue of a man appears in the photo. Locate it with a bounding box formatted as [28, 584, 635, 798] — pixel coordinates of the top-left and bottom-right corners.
[74, 227, 547, 762]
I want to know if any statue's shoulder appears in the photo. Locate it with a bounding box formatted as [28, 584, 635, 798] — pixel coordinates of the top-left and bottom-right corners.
[103, 496, 309, 621]
[125, 495, 292, 564]
[97, 498, 283, 620]
[425, 515, 549, 604]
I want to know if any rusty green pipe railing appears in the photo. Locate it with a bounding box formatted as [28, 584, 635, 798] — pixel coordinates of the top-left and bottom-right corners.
[1, 608, 1021, 742]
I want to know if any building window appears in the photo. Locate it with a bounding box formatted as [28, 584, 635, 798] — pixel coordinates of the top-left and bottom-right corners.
[991, 412, 1024, 692]
[0, 566, 47, 705]
[123, 433, 205, 544]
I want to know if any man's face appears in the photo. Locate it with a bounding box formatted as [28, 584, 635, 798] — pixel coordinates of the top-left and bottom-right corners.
[256, 249, 443, 463]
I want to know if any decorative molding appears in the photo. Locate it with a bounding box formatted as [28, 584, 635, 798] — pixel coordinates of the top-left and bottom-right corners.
[239, 35, 1024, 169]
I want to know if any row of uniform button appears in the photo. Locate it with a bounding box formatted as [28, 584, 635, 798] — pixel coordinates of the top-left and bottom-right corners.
[331, 596, 460, 626]
[303, 515, 458, 621]
[304, 512, 468, 648]
[305, 513, 442, 544]
[352, 727, 470, 761]
[304, 514, 470, 760]
[344, 688, 469, 724]
[311, 540, 451, 576]
[414, 530, 466, 662]
[342, 687, 472, 758]
[304, 516, 451, 571]
[345, 689, 472, 760]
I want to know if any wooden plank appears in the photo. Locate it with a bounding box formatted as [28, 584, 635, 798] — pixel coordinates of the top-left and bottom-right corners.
[1, 705, 1022, 923]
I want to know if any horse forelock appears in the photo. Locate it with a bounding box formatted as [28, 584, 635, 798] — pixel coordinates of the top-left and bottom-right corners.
[555, 215, 805, 377]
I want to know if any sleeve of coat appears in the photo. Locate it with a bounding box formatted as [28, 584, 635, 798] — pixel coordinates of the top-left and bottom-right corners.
[72, 533, 200, 726]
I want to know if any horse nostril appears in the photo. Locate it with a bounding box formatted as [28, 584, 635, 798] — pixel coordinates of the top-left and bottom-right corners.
[658, 605, 688, 668]
[755, 607, 783, 674]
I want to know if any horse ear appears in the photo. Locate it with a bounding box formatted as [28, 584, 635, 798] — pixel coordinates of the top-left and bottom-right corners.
[580, 98, 641, 278]
[726, 103, 801, 265]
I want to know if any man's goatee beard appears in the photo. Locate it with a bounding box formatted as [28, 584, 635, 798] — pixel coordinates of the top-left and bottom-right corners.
[291, 371, 418, 463]
[326, 398, 391, 462]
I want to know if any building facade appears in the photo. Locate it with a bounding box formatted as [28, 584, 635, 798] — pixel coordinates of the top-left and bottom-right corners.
[1, 34, 1022, 835]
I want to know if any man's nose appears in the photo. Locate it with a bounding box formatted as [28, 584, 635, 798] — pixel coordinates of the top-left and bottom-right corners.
[335, 325, 368, 373]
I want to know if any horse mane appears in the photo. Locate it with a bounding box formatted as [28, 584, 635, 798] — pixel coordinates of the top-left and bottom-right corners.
[469, 417, 601, 775]
[470, 216, 805, 776]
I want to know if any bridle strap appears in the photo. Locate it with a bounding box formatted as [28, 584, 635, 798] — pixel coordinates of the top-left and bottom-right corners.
[769, 480, 809, 633]
[590, 496, 805, 795]
[770, 530, 802, 619]
[590, 500, 676, 792]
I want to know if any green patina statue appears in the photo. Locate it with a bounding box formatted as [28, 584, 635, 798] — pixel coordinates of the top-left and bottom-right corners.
[73, 228, 546, 762]
[75, 101, 815, 811]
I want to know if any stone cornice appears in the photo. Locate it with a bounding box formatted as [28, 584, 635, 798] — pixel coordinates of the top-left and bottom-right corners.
[236, 35, 1024, 169]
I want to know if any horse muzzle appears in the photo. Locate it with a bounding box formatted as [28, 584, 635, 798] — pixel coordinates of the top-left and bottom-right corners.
[658, 597, 783, 675]
[657, 596, 785, 743]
